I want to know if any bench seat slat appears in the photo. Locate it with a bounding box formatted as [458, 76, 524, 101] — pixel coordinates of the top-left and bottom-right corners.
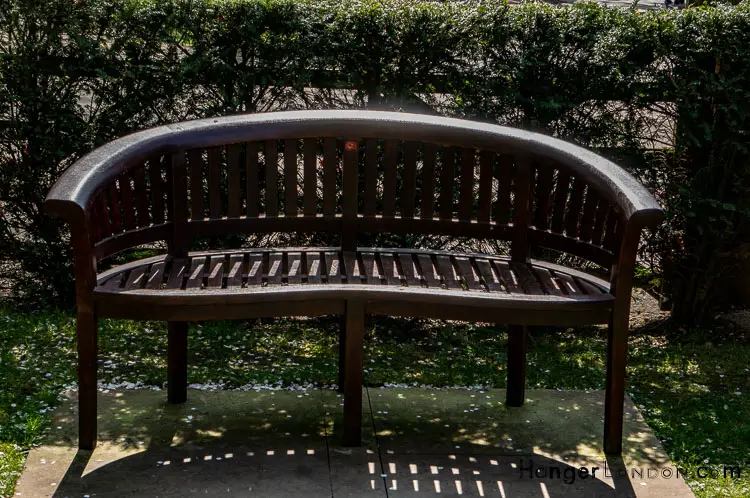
[455, 256, 482, 291]
[435, 255, 459, 290]
[325, 252, 342, 283]
[286, 252, 303, 284]
[206, 256, 225, 289]
[474, 258, 502, 292]
[227, 254, 245, 288]
[397, 253, 420, 287]
[378, 253, 399, 286]
[416, 254, 439, 288]
[305, 251, 323, 284]
[359, 252, 380, 284]
[266, 252, 283, 285]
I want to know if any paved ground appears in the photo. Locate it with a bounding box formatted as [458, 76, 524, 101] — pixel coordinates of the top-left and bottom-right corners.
[15, 388, 694, 497]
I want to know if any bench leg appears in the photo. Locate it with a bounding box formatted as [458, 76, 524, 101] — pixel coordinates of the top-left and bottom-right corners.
[77, 311, 98, 451]
[604, 313, 627, 454]
[506, 325, 526, 407]
[337, 316, 346, 393]
[168, 321, 188, 404]
[342, 300, 365, 446]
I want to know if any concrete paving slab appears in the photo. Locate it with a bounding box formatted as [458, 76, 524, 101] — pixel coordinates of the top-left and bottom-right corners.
[14, 388, 694, 498]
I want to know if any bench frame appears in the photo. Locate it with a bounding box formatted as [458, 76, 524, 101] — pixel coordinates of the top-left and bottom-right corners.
[45, 110, 663, 455]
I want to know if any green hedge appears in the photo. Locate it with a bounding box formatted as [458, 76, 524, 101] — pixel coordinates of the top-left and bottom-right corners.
[1, 0, 748, 324]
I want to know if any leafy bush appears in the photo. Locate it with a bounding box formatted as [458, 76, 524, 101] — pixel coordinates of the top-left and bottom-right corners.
[1, 0, 749, 324]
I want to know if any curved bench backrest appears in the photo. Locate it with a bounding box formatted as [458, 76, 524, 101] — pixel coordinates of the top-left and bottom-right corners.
[47, 111, 662, 270]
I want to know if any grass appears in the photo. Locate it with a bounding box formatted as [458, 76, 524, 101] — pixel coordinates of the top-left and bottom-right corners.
[0, 307, 748, 497]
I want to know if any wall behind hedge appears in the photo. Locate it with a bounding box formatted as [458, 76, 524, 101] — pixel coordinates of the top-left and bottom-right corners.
[1, 0, 748, 324]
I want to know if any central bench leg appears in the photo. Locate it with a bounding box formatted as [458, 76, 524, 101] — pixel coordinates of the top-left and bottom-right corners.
[77, 311, 98, 451]
[338, 316, 347, 393]
[342, 300, 365, 446]
[506, 325, 527, 407]
[168, 321, 188, 404]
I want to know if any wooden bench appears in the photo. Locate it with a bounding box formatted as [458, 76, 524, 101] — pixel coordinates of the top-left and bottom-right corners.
[45, 110, 663, 454]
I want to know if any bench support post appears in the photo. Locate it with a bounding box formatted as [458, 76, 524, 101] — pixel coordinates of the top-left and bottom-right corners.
[342, 300, 365, 446]
[604, 312, 627, 454]
[77, 311, 98, 450]
[506, 325, 527, 407]
[337, 316, 346, 393]
[168, 321, 188, 404]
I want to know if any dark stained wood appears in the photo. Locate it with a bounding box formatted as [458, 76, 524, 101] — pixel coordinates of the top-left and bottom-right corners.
[119, 173, 136, 230]
[435, 254, 459, 289]
[417, 254, 439, 288]
[550, 170, 570, 234]
[285, 139, 298, 217]
[322, 137, 337, 217]
[458, 148, 475, 221]
[342, 299, 365, 446]
[602, 207, 620, 251]
[454, 256, 481, 290]
[145, 262, 165, 289]
[343, 251, 361, 284]
[420, 143, 437, 219]
[167, 321, 188, 404]
[591, 200, 609, 246]
[246, 142, 260, 217]
[382, 139, 398, 217]
[305, 251, 322, 284]
[246, 253, 263, 286]
[227, 254, 245, 288]
[124, 266, 147, 290]
[342, 139, 359, 247]
[107, 183, 122, 234]
[494, 154, 513, 224]
[474, 258, 502, 292]
[477, 150, 493, 223]
[303, 138, 318, 216]
[493, 260, 522, 294]
[575, 276, 604, 295]
[553, 270, 584, 296]
[533, 162, 554, 230]
[359, 252, 380, 284]
[207, 255, 225, 288]
[266, 252, 283, 285]
[98, 195, 112, 239]
[133, 165, 150, 227]
[363, 138, 378, 217]
[401, 142, 417, 218]
[579, 189, 600, 242]
[565, 178, 586, 238]
[378, 252, 399, 286]
[208, 148, 222, 219]
[534, 267, 563, 296]
[166, 258, 188, 290]
[510, 262, 543, 295]
[186, 256, 206, 289]
[265, 140, 279, 217]
[325, 252, 342, 283]
[189, 149, 205, 220]
[286, 252, 303, 284]
[439, 147, 455, 220]
[227, 144, 242, 218]
[398, 253, 419, 286]
[149, 158, 165, 224]
[511, 156, 532, 263]
[170, 151, 189, 258]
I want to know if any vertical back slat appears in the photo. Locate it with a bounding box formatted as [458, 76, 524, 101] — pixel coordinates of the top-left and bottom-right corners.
[246, 142, 259, 217]
[133, 165, 150, 227]
[494, 155, 513, 224]
[265, 140, 279, 217]
[363, 138, 378, 217]
[107, 183, 122, 234]
[227, 144, 241, 217]
[99, 195, 112, 238]
[208, 147, 222, 219]
[401, 142, 417, 218]
[120, 173, 136, 230]
[533, 163, 554, 230]
[511, 156, 532, 262]
[303, 138, 318, 216]
[477, 150, 493, 223]
[170, 151, 189, 257]
[550, 171, 570, 234]
[189, 149, 204, 220]
[565, 178, 586, 238]
[285, 139, 298, 217]
[421, 143, 437, 220]
[591, 201, 609, 246]
[578, 190, 600, 242]
[343, 140, 359, 218]
[439, 147, 455, 220]
[323, 137, 337, 217]
[149, 158, 165, 224]
[458, 148, 474, 221]
[602, 207, 620, 251]
[382, 139, 398, 217]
